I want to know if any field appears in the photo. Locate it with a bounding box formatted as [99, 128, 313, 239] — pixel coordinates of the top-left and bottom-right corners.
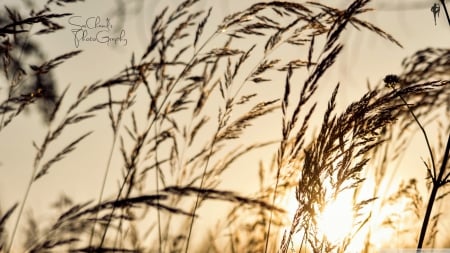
[0, 0, 449, 252]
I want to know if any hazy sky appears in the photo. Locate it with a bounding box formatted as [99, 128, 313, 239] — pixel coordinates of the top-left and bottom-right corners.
[0, 0, 449, 250]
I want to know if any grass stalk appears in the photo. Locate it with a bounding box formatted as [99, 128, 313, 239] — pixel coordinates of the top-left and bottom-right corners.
[417, 183, 439, 249]
[154, 124, 163, 253]
[96, 28, 219, 252]
[386, 80, 437, 180]
[2, 23, 36, 253]
[386, 78, 449, 249]
[88, 135, 119, 245]
[417, 134, 450, 249]
[6, 173, 34, 253]
[440, 0, 450, 26]
[184, 124, 220, 253]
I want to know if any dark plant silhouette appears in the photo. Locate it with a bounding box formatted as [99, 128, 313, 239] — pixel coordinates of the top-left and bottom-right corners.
[0, 1, 448, 253]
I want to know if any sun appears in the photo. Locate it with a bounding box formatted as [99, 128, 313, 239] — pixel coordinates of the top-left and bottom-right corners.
[281, 176, 405, 252]
[283, 184, 377, 251]
[282, 189, 359, 250]
[317, 191, 354, 244]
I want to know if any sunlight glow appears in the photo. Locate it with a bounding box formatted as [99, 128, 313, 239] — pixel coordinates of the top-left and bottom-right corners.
[282, 176, 410, 252]
[317, 192, 354, 244]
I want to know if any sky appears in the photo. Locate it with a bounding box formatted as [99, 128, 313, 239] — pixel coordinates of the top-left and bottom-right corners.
[0, 0, 449, 251]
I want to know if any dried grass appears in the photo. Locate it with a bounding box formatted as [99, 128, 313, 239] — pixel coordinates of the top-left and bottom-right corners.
[0, 0, 449, 253]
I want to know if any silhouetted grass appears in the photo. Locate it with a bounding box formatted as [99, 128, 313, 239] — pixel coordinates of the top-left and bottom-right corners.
[0, 0, 449, 253]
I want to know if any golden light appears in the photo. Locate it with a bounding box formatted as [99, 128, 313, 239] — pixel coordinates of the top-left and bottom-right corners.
[317, 191, 354, 244]
[282, 189, 359, 250]
[281, 176, 408, 252]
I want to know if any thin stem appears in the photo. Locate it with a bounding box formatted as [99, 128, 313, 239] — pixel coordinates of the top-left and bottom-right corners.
[417, 134, 449, 249]
[95, 29, 219, 251]
[88, 135, 119, 247]
[184, 124, 220, 253]
[6, 175, 34, 253]
[441, 135, 450, 183]
[386, 82, 449, 249]
[2, 24, 36, 251]
[389, 84, 437, 178]
[264, 164, 282, 252]
[417, 183, 438, 249]
[437, 134, 450, 185]
[440, 0, 450, 26]
[98, 160, 134, 246]
[262, 19, 303, 253]
[154, 123, 163, 253]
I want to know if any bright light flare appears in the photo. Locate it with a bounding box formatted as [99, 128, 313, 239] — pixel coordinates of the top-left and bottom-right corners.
[282, 177, 400, 252]
[317, 191, 354, 244]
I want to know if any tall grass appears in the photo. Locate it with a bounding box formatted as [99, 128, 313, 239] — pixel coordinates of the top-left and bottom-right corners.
[0, 0, 449, 252]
